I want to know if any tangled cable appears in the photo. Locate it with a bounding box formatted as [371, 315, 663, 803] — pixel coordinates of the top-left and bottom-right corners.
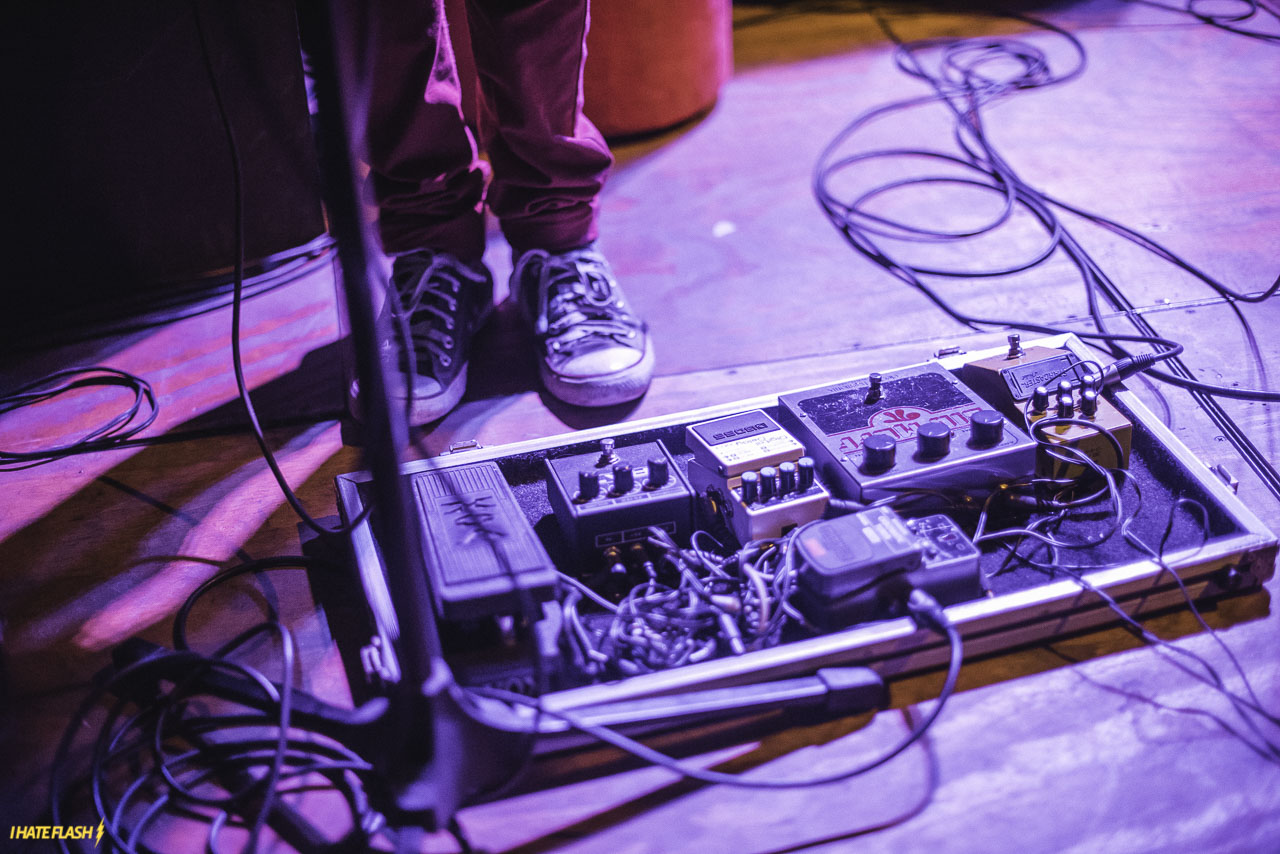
[814, 9, 1280, 503]
[972, 400, 1280, 764]
[559, 527, 812, 679]
[48, 556, 395, 854]
[0, 367, 159, 469]
[1132, 0, 1280, 42]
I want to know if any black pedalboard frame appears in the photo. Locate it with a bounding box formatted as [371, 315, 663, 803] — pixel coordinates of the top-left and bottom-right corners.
[334, 335, 1277, 719]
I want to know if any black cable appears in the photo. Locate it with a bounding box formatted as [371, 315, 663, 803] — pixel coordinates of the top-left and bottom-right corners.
[50, 550, 386, 854]
[1127, 0, 1280, 43]
[813, 10, 1280, 502]
[473, 589, 962, 789]
[987, 465, 1280, 761]
[816, 12, 1275, 403]
[0, 366, 159, 467]
[192, 1, 373, 539]
[1050, 564, 1280, 760]
[1126, 499, 1280, 726]
[172, 555, 331, 652]
[945, 23, 1279, 414]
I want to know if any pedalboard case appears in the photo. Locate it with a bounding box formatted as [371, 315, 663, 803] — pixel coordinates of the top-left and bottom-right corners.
[335, 335, 1277, 721]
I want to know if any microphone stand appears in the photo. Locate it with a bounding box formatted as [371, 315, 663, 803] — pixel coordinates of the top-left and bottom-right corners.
[300, 0, 528, 831]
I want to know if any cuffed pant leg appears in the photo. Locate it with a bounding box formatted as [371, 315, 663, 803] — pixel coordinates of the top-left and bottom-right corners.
[465, 0, 613, 255]
[365, 0, 488, 260]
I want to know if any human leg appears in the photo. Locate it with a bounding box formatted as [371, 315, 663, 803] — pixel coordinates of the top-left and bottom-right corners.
[464, 0, 612, 254]
[364, 0, 494, 423]
[366, 0, 487, 260]
[465, 0, 654, 407]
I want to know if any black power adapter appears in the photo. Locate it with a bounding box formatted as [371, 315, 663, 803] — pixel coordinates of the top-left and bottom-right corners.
[792, 507, 984, 631]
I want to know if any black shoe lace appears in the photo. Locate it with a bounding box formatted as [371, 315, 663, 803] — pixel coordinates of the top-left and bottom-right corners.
[390, 255, 487, 371]
[524, 249, 643, 356]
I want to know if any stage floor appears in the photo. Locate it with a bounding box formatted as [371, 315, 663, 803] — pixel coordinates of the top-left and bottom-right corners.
[2, 1, 1279, 851]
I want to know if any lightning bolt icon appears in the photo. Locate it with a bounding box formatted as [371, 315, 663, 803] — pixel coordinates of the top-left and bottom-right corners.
[95, 821, 104, 847]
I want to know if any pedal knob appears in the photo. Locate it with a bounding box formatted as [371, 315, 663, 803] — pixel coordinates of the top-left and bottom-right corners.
[797, 457, 816, 491]
[969, 410, 1004, 447]
[779, 461, 797, 494]
[1056, 391, 1075, 419]
[612, 462, 634, 493]
[862, 434, 897, 473]
[1031, 385, 1050, 414]
[739, 470, 760, 505]
[577, 469, 599, 501]
[916, 422, 951, 459]
[865, 372, 883, 403]
[645, 457, 669, 488]
[597, 437, 618, 466]
[1080, 389, 1099, 418]
[759, 466, 778, 502]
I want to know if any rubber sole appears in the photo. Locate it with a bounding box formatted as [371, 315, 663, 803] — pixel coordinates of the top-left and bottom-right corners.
[540, 343, 655, 408]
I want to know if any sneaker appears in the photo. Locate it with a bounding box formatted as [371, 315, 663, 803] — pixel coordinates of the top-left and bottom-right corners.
[385, 249, 494, 425]
[511, 244, 654, 407]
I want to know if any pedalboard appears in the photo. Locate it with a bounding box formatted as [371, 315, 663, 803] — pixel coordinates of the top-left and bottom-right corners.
[335, 334, 1275, 714]
[545, 438, 693, 572]
[411, 461, 558, 621]
[777, 362, 1035, 502]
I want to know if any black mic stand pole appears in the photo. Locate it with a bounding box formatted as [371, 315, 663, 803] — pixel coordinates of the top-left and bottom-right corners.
[301, 0, 528, 832]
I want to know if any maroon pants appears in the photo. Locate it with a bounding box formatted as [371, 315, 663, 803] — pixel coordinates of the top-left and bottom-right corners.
[364, 0, 613, 261]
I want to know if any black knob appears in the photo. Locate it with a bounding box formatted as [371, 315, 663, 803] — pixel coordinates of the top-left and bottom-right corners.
[779, 461, 797, 494]
[1056, 392, 1074, 419]
[1031, 385, 1050, 414]
[916, 422, 951, 459]
[1057, 380, 1074, 398]
[863, 434, 896, 472]
[1080, 389, 1099, 418]
[612, 462, 634, 493]
[646, 456, 669, 488]
[759, 466, 778, 502]
[577, 469, 599, 501]
[797, 457, 816, 491]
[740, 470, 760, 505]
[969, 410, 1004, 447]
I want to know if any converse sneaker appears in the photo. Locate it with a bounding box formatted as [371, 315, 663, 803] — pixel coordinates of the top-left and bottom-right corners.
[511, 244, 654, 407]
[386, 249, 494, 425]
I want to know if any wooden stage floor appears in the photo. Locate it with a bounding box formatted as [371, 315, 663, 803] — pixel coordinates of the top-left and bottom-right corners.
[2, 1, 1279, 851]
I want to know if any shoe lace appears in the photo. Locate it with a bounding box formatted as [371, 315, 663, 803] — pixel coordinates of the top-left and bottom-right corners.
[390, 254, 487, 369]
[520, 248, 643, 355]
